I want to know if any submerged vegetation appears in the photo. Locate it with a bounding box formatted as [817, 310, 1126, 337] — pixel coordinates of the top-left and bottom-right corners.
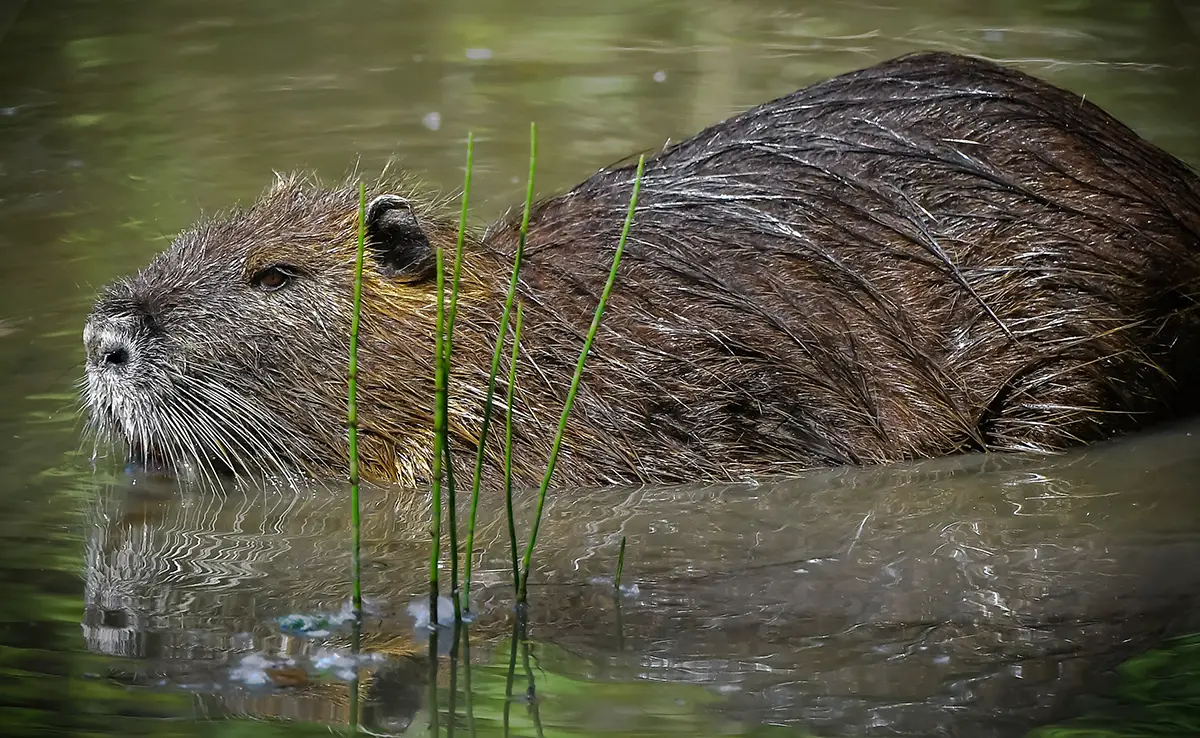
[1029, 634, 1200, 738]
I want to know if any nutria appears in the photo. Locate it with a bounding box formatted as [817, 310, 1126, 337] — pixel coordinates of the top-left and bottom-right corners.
[82, 51, 1200, 488]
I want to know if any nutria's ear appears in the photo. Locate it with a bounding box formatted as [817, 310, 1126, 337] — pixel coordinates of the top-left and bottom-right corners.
[364, 195, 435, 282]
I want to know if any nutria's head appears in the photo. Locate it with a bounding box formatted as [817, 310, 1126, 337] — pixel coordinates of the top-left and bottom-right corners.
[82, 175, 487, 486]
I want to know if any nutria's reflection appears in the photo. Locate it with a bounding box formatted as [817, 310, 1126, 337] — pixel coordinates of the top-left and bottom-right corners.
[81, 424, 1200, 736]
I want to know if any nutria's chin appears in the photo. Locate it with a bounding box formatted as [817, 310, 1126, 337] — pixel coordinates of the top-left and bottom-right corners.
[82, 51, 1200, 489]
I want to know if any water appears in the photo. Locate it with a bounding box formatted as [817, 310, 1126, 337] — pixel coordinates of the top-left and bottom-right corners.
[1, 1, 1199, 736]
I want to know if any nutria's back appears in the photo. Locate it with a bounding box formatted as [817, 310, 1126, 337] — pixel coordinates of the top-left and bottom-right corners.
[82, 52, 1200, 488]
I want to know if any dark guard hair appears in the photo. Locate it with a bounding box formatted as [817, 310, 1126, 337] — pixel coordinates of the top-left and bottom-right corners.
[82, 51, 1200, 488]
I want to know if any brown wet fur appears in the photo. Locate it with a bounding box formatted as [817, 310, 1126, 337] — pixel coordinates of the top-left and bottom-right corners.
[82, 52, 1200, 488]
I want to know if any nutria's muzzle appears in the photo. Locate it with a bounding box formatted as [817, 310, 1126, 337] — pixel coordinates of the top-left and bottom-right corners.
[82, 290, 172, 466]
[82, 284, 161, 393]
[84, 315, 140, 375]
[81, 278, 326, 482]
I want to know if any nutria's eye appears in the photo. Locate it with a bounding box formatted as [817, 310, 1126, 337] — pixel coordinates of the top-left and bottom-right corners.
[251, 265, 298, 292]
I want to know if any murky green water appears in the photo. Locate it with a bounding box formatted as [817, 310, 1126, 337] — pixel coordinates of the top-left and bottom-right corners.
[2, 1, 1199, 736]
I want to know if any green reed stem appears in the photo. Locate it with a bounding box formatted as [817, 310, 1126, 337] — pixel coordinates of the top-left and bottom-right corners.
[444, 134, 474, 624]
[428, 629, 440, 736]
[429, 177, 450, 621]
[520, 636, 546, 738]
[614, 535, 627, 592]
[504, 305, 525, 593]
[445, 443, 462, 624]
[501, 612, 523, 738]
[346, 185, 368, 736]
[348, 620, 362, 735]
[461, 624, 478, 738]
[348, 184, 366, 625]
[463, 122, 536, 610]
[517, 155, 646, 603]
[444, 133, 474, 352]
[447, 622, 460, 738]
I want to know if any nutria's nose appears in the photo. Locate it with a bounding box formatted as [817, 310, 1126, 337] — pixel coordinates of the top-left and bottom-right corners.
[100, 342, 130, 367]
[83, 316, 139, 371]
